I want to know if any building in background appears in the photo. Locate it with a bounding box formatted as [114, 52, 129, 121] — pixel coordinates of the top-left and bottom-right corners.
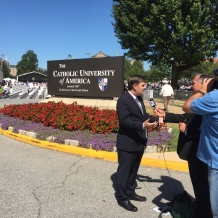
[17, 72, 47, 82]
[9, 65, 17, 76]
[92, 51, 110, 58]
[0, 56, 17, 77]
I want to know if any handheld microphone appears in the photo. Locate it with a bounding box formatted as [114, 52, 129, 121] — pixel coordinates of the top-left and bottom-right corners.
[149, 98, 156, 109]
[150, 98, 163, 123]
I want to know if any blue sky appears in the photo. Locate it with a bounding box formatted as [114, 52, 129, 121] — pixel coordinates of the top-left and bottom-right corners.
[0, 0, 150, 70]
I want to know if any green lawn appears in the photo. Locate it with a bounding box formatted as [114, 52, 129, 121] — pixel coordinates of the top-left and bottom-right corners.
[167, 123, 179, 151]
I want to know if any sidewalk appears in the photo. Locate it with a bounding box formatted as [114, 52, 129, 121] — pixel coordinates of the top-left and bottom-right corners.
[40, 97, 184, 114]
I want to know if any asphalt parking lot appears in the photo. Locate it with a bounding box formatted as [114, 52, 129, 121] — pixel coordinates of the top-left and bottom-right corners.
[0, 134, 194, 218]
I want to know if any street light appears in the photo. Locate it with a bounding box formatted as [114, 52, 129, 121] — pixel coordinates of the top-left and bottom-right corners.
[0, 54, 4, 81]
[85, 52, 90, 58]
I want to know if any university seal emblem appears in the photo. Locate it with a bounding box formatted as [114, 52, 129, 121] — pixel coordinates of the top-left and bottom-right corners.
[98, 78, 108, 91]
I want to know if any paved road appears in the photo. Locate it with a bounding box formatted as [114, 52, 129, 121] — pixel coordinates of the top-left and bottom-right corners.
[0, 134, 194, 218]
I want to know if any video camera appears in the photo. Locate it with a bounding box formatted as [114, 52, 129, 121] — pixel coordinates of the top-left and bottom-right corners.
[212, 69, 218, 90]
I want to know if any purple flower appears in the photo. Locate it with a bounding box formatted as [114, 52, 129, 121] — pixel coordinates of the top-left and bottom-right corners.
[0, 113, 173, 151]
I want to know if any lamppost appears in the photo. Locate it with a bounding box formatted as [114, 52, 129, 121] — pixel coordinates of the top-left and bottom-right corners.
[0, 54, 4, 81]
[85, 52, 90, 58]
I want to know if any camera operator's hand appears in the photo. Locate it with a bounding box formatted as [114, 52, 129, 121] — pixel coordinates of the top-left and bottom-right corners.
[143, 119, 158, 129]
[201, 78, 215, 94]
[179, 122, 187, 133]
[153, 108, 166, 117]
[153, 108, 165, 123]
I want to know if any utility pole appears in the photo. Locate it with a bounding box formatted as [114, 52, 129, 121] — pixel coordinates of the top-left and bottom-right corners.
[0, 54, 4, 81]
[85, 52, 90, 58]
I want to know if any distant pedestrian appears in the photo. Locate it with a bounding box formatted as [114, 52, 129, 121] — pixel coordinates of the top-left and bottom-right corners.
[0, 85, 3, 94]
[146, 83, 152, 89]
[9, 85, 13, 94]
[1, 80, 5, 86]
[174, 83, 180, 90]
[159, 80, 174, 111]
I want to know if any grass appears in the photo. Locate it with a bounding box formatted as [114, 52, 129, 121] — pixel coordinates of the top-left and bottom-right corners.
[153, 98, 185, 107]
[167, 123, 179, 151]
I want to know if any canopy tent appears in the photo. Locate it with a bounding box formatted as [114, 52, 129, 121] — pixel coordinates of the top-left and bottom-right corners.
[3, 78, 17, 84]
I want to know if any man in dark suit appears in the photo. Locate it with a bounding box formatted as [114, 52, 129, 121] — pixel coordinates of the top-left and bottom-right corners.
[116, 75, 158, 212]
[155, 74, 213, 218]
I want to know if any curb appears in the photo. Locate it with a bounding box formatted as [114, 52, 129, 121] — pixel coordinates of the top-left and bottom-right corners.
[0, 129, 189, 172]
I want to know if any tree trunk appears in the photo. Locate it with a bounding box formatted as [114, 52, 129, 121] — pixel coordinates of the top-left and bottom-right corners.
[171, 64, 180, 88]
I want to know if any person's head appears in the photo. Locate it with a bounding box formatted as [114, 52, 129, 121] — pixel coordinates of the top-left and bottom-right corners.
[191, 73, 212, 92]
[127, 75, 146, 96]
[162, 79, 168, 85]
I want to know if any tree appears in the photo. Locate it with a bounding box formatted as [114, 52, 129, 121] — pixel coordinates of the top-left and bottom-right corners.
[124, 58, 145, 79]
[16, 50, 38, 75]
[180, 61, 218, 78]
[2, 61, 11, 78]
[145, 63, 172, 83]
[37, 67, 47, 75]
[112, 0, 218, 87]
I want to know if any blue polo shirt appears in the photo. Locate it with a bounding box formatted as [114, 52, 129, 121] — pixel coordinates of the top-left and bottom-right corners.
[190, 90, 218, 169]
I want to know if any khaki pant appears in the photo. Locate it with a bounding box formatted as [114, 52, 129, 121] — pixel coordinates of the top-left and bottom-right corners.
[163, 96, 171, 111]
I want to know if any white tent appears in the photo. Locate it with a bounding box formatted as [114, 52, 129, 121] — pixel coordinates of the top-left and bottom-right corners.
[3, 78, 17, 84]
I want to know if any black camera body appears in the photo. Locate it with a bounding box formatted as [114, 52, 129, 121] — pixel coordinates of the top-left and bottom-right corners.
[212, 80, 218, 90]
[212, 69, 218, 90]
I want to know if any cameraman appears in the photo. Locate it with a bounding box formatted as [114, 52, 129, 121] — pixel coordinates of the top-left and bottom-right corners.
[183, 75, 218, 218]
[156, 74, 213, 218]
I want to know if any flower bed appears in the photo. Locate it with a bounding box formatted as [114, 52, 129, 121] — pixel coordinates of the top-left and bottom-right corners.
[0, 101, 119, 134]
[147, 129, 173, 151]
[0, 113, 117, 151]
[0, 101, 173, 151]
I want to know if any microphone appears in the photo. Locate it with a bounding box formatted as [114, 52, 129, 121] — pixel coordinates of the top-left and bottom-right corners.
[149, 98, 156, 109]
[150, 98, 164, 123]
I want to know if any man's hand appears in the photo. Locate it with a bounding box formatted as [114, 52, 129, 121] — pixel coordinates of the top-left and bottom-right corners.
[143, 119, 158, 129]
[179, 122, 186, 133]
[183, 78, 214, 113]
[200, 78, 215, 94]
[154, 108, 166, 117]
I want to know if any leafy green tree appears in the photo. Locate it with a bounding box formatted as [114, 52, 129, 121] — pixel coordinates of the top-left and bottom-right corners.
[124, 58, 145, 79]
[145, 63, 172, 83]
[180, 61, 218, 78]
[37, 67, 47, 75]
[16, 50, 38, 75]
[2, 61, 11, 78]
[112, 0, 218, 87]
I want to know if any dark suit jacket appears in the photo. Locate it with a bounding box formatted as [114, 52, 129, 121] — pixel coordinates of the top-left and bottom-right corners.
[116, 92, 158, 152]
[165, 113, 202, 160]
